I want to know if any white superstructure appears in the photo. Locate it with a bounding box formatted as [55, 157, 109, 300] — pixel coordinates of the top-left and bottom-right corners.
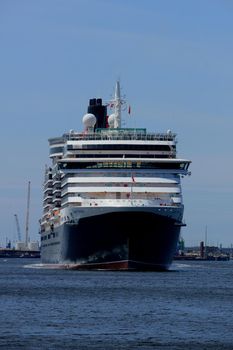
[40, 82, 191, 238]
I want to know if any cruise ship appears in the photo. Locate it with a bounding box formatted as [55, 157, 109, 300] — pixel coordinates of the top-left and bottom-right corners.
[40, 82, 191, 270]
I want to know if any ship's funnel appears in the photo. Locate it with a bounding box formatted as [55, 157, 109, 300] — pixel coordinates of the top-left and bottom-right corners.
[87, 98, 107, 129]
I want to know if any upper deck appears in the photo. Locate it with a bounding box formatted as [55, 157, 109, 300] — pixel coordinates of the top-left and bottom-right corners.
[49, 128, 176, 145]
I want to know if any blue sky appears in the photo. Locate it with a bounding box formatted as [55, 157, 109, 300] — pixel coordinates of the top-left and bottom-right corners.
[0, 0, 232, 247]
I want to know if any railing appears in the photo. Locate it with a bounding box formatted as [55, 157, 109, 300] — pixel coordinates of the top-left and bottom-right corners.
[49, 130, 176, 144]
[61, 198, 181, 208]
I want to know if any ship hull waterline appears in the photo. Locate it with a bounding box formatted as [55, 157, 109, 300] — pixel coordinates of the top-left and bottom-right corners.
[41, 210, 182, 271]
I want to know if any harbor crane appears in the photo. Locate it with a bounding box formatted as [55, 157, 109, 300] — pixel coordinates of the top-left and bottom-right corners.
[14, 181, 31, 246]
[14, 214, 22, 242]
[25, 180, 31, 247]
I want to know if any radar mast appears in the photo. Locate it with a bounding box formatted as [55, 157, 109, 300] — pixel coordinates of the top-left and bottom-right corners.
[109, 81, 126, 128]
[114, 81, 121, 128]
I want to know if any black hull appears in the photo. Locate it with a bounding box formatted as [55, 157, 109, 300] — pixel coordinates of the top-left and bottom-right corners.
[41, 211, 181, 271]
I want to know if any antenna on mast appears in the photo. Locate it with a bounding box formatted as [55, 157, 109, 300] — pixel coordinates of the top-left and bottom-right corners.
[114, 81, 121, 128]
[109, 81, 126, 128]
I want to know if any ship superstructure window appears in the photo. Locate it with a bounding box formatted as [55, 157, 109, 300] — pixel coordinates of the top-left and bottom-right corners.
[50, 146, 64, 155]
[67, 144, 174, 151]
[67, 154, 172, 159]
[58, 161, 190, 171]
[65, 143, 176, 159]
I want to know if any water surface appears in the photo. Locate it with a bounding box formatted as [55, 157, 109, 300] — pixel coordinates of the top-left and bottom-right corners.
[0, 259, 232, 349]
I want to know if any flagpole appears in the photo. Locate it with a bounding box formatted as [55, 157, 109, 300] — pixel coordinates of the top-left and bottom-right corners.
[130, 173, 135, 203]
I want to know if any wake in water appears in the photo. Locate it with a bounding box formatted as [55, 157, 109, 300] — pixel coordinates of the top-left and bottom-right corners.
[23, 263, 65, 269]
[171, 262, 194, 270]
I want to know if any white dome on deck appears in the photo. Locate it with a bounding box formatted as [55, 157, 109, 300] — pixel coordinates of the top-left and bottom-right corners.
[108, 114, 115, 128]
[83, 113, 96, 128]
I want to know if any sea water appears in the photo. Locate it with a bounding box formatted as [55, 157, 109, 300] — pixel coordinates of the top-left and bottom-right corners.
[0, 258, 233, 349]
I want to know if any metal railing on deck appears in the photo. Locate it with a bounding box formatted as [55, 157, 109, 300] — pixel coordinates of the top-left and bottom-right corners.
[49, 130, 176, 144]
